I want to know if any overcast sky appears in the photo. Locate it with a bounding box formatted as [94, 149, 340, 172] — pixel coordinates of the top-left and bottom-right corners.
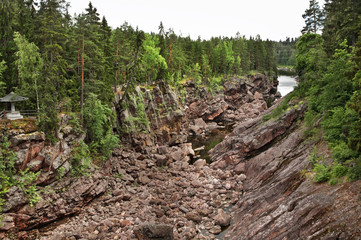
[66, 0, 325, 41]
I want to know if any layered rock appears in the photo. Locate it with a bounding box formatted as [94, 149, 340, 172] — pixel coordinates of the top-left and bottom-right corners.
[114, 74, 279, 150]
[208, 102, 361, 239]
[209, 103, 306, 167]
[0, 173, 109, 233]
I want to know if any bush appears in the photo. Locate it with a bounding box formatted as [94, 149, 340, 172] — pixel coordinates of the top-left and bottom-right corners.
[17, 169, 40, 207]
[348, 157, 361, 180]
[71, 140, 91, 176]
[1, 137, 41, 209]
[313, 163, 331, 182]
[331, 163, 348, 178]
[38, 102, 59, 144]
[83, 93, 119, 158]
[331, 141, 358, 163]
[208, 76, 223, 93]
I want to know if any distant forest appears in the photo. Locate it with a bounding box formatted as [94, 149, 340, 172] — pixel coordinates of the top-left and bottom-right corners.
[0, 1, 281, 114]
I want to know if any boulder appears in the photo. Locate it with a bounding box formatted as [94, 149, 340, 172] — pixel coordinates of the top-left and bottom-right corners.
[234, 162, 246, 174]
[194, 118, 207, 129]
[214, 209, 231, 227]
[193, 159, 207, 168]
[154, 154, 168, 167]
[9, 131, 45, 147]
[185, 211, 202, 223]
[134, 222, 173, 240]
[170, 150, 185, 162]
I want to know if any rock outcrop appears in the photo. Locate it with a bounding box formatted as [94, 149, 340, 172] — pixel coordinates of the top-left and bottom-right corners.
[209, 102, 361, 239]
[0, 173, 109, 233]
[114, 75, 279, 150]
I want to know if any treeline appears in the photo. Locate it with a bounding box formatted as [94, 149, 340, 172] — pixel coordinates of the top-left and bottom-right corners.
[294, 0, 361, 181]
[0, 0, 277, 142]
[274, 37, 297, 66]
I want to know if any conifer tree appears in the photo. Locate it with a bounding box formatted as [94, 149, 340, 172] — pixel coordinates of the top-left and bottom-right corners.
[302, 0, 324, 34]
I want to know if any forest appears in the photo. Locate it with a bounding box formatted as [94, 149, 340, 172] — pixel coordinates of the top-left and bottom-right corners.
[0, 0, 278, 150]
[290, 0, 361, 182]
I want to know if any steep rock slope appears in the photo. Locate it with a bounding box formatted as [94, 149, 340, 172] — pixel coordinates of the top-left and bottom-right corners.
[210, 104, 361, 239]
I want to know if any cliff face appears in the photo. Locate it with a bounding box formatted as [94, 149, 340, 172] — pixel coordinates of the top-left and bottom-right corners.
[113, 74, 279, 150]
[210, 103, 361, 239]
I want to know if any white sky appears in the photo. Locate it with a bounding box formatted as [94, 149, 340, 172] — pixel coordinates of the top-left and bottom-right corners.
[66, 0, 325, 41]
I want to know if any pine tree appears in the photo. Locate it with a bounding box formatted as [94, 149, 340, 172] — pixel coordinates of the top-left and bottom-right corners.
[323, 0, 361, 55]
[302, 0, 324, 34]
[38, 0, 69, 102]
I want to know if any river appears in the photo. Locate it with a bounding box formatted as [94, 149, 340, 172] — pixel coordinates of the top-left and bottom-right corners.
[277, 75, 297, 97]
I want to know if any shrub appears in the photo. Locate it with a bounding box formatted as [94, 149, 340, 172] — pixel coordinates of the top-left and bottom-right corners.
[331, 141, 358, 163]
[71, 140, 91, 176]
[17, 169, 41, 207]
[313, 163, 331, 182]
[348, 157, 361, 180]
[331, 163, 348, 178]
[83, 93, 119, 158]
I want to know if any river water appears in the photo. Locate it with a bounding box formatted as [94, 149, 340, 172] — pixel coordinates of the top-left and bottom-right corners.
[277, 75, 297, 97]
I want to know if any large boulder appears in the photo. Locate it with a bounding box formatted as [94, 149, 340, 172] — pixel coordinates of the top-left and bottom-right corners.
[134, 222, 173, 240]
[214, 209, 231, 227]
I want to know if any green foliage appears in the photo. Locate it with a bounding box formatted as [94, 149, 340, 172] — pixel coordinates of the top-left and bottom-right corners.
[190, 63, 202, 86]
[313, 163, 331, 182]
[123, 92, 151, 133]
[141, 34, 167, 81]
[322, 0, 361, 56]
[347, 157, 361, 180]
[308, 146, 322, 165]
[275, 38, 297, 66]
[83, 93, 119, 158]
[13, 31, 43, 110]
[208, 76, 223, 93]
[302, 0, 324, 34]
[0, 137, 41, 212]
[322, 107, 358, 143]
[316, 41, 355, 113]
[0, 136, 16, 218]
[17, 169, 41, 207]
[330, 141, 358, 163]
[0, 55, 6, 97]
[331, 163, 348, 178]
[38, 102, 59, 144]
[71, 140, 91, 176]
[135, 96, 150, 130]
[296, 33, 328, 81]
[296, 10, 361, 182]
[67, 112, 84, 135]
[262, 93, 294, 121]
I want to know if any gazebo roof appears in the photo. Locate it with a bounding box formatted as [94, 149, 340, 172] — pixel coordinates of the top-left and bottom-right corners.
[0, 92, 29, 102]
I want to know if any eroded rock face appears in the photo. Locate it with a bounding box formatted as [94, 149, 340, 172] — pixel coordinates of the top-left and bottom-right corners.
[210, 104, 307, 168]
[208, 103, 361, 239]
[1, 173, 109, 232]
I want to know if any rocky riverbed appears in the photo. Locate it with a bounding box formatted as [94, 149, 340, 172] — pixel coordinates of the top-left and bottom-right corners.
[2, 74, 360, 239]
[36, 146, 243, 240]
